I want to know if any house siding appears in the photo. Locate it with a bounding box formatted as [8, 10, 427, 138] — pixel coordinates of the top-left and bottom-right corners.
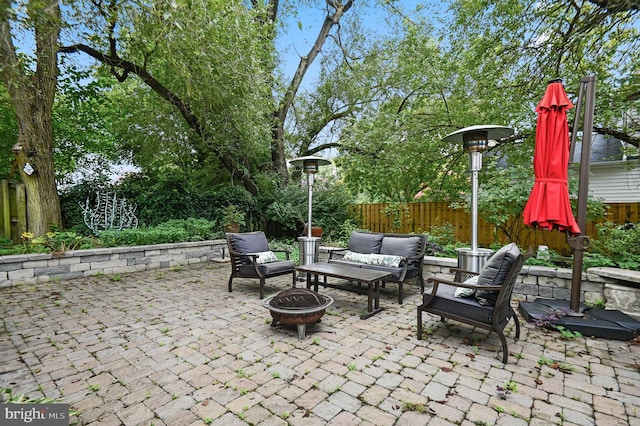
[587, 161, 640, 203]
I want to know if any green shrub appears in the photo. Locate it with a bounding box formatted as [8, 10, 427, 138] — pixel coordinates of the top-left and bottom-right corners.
[99, 219, 215, 247]
[269, 238, 300, 263]
[37, 229, 98, 252]
[156, 218, 216, 240]
[426, 222, 466, 257]
[263, 179, 356, 241]
[0, 236, 14, 246]
[587, 222, 640, 269]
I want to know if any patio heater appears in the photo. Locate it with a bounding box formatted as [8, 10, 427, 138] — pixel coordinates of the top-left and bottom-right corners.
[289, 156, 331, 277]
[442, 125, 514, 272]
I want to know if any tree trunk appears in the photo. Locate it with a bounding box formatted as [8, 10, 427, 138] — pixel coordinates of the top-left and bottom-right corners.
[0, 0, 62, 236]
[13, 112, 61, 236]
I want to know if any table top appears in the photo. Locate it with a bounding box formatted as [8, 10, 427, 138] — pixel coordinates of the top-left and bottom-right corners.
[296, 262, 391, 283]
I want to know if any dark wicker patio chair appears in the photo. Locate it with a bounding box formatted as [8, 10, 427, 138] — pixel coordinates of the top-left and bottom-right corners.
[417, 243, 526, 363]
[226, 231, 296, 299]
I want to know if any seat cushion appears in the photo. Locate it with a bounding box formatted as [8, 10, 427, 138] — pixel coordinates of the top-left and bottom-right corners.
[231, 231, 270, 254]
[380, 236, 422, 259]
[423, 284, 494, 324]
[359, 264, 405, 281]
[348, 231, 384, 254]
[257, 260, 296, 275]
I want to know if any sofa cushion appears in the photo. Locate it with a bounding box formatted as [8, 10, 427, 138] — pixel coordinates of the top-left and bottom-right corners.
[257, 260, 296, 275]
[359, 264, 405, 281]
[380, 236, 422, 258]
[231, 231, 270, 253]
[475, 289, 499, 306]
[348, 231, 384, 254]
[239, 260, 296, 277]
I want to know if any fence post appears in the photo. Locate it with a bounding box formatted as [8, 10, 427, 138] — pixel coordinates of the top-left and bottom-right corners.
[1, 180, 10, 240]
[15, 182, 27, 240]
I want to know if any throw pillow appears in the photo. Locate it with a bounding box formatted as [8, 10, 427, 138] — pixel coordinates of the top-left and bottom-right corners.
[255, 251, 279, 264]
[474, 243, 521, 306]
[454, 275, 479, 298]
[476, 243, 520, 287]
[367, 253, 403, 267]
[343, 251, 371, 264]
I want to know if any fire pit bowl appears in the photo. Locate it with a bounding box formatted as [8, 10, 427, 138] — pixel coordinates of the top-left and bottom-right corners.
[262, 288, 333, 340]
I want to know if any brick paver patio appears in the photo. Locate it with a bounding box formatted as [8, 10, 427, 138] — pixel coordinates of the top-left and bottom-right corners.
[1, 262, 639, 425]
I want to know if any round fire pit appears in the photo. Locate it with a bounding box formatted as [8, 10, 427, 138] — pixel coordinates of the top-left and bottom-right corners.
[262, 288, 333, 340]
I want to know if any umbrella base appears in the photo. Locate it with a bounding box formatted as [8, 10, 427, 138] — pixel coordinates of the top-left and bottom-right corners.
[518, 299, 640, 340]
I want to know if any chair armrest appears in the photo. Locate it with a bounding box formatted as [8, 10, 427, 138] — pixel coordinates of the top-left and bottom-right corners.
[427, 276, 501, 292]
[448, 267, 479, 276]
[403, 254, 424, 266]
[328, 248, 347, 260]
[426, 277, 463, 287]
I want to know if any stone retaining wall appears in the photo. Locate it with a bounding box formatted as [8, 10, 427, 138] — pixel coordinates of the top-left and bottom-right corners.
[0, 240, 227, 288]
[1, 242, 638, 318]
[423, 256, 640, 318]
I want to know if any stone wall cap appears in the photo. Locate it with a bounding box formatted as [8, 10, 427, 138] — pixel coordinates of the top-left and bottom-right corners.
[525, 265, 559, 277]
[424, 256, 457, 267]
[589, 267, 640, 284]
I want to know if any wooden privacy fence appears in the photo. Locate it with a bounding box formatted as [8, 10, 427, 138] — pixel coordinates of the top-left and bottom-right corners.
[0, 179, 27, 244]
[352, 202, 640, 255]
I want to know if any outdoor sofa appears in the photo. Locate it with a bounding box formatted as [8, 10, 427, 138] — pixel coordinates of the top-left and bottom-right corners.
[327, 230, 427, 304]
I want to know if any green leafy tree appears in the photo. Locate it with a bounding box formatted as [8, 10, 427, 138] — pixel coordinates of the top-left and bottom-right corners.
[446, 0, 640, 147]
[337, 0, 638, 206]
[60, 0, 359, 196]
[54, 69, 121, 186]
[442, 0, 637, 241]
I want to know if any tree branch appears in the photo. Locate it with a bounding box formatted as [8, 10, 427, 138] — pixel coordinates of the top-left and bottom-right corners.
[588, 0, 640, 12]
[593, 126, 640, 148]
[276, 0, 353, 126]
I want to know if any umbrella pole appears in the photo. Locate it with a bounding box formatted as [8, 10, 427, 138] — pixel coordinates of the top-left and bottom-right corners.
[568, 76, 596, 312]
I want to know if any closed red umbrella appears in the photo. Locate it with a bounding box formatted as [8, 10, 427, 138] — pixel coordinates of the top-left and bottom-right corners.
[523, 81, 581, 235]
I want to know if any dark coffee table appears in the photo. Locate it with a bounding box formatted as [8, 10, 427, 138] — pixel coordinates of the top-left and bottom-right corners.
[295, 263, 390, 319]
